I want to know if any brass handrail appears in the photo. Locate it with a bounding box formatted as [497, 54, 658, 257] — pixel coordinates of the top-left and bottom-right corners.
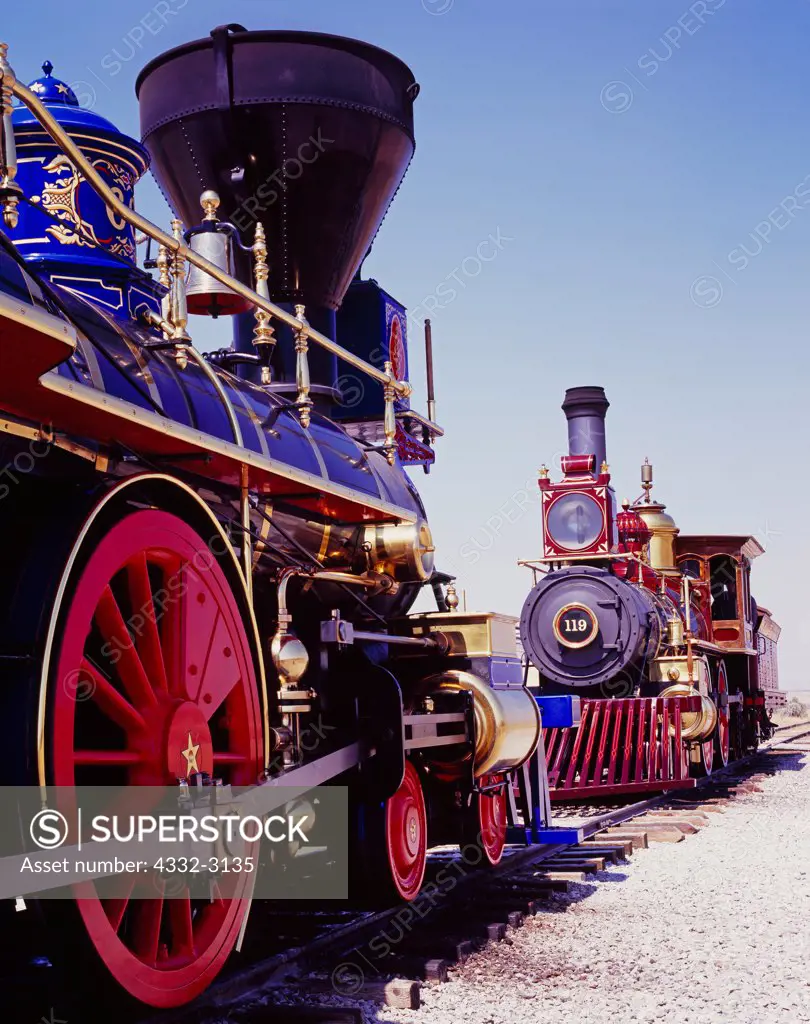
[2, 58, 437, 419]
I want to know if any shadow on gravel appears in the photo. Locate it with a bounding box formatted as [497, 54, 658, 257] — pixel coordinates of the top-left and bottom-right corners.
[759, 753, 806, 771]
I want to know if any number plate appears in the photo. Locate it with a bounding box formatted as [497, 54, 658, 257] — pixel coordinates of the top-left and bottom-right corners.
[552, 603, 598, 649]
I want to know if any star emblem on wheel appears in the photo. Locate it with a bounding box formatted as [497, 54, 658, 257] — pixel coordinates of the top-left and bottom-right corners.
[182, 731, 200, 774]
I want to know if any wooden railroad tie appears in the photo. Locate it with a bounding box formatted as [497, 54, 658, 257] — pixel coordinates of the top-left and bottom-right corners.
[602, 827, 681, 845]
[630, 818, 699, 835]
[544, 854, 607, 871]
[665, 801, 725, 813]
[641, 810, 711, 826]
[580, 838, 634, 857]
[576, 842, 627, 862]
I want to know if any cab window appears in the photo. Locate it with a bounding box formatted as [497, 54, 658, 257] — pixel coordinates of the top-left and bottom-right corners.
[678, 557, 702, 579]
[709, 555, 738, 620]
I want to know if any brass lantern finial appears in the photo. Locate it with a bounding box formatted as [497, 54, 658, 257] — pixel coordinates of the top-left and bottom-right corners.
[199, 189, 220, 221]
[156, 243, 171, 335]
[168, 218, 191, 367]
[252, 222, 276, 382]
[294, 304, 312, 428]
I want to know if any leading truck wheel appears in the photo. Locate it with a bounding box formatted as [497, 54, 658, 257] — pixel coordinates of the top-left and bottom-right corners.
[354, 760, 427, 905]
[384, 761, 427, 901]
[45, 510, 262, 1007]
[461, 774, 508, 866]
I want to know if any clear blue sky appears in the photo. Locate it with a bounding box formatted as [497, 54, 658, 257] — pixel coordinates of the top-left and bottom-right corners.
[9, 0, 809, 692]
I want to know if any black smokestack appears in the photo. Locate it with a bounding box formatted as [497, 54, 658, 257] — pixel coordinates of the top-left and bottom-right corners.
[136, 26, 418, 385]
[561, 386, 610, 473]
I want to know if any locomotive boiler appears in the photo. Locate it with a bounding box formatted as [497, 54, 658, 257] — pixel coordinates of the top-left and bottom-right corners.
[0, 28, 550, 1009]
[519, 386, 778, 799]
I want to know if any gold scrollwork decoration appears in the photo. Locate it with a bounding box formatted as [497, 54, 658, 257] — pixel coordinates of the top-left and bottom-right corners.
[38, 153, 135, 259]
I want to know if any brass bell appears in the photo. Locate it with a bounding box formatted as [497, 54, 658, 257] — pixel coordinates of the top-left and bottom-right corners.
[185, 190, 252, 317]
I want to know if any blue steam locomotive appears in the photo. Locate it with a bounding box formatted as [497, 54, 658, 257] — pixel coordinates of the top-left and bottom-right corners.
[0, 27, 571, 1008]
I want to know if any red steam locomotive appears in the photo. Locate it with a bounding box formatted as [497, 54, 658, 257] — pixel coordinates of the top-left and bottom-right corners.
[519, 386, 779, 799]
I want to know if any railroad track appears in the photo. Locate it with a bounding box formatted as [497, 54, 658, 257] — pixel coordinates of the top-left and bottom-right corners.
[10, 724, 810, 1023]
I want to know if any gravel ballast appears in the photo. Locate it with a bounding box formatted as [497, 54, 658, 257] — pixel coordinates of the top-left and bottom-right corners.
[248, 749, 809, 1024]
[374, 750, 810, 1024]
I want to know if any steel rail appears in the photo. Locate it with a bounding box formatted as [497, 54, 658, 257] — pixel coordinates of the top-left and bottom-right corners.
[4, 72, 434, 414]
[112, 728, 810, 1023]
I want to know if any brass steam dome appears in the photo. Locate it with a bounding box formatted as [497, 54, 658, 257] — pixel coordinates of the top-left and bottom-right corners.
[637, 499, 680, 574]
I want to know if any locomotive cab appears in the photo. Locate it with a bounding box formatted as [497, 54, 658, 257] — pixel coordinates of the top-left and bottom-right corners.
[676, 536, 764, 653]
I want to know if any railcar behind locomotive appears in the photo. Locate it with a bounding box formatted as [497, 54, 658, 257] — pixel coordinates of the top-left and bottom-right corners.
[0, 28, 566, 1009]
[519, 386, 780, 800]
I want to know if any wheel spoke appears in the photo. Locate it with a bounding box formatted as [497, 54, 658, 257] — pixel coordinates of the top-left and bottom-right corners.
[131, 897, 164, 966]
[160, 567, 187, 699]
[95, 587, 157, 710]
[103, 873, 136, 932]
[73, 750, 142, 766]
[212, 752, 248, 764]
[168, 894, 195, 960]
[82, 658, 145, 735]
[126, 554, 169, 694]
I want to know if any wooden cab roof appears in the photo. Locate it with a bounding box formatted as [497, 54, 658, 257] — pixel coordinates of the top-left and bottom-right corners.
[676, 535, 765, 561]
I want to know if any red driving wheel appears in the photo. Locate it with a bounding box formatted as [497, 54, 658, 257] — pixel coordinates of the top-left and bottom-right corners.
[48, 510, 262, 1007]
[384, 760, 427, 901]
[714, 660, 730, 767]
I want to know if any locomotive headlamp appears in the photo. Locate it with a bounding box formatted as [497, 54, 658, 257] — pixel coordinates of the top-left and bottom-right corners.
[546, 492, 604, 551]
[362, 519, 435, 582]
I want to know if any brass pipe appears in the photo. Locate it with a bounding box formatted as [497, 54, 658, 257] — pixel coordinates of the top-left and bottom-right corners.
[7, 74, 418, 405]
[276, 568, 381, 625]
[181, 345, 243, 448]
[240, 463, 253, 605]
[682, 574, 694, 680]
[310, 571, 380, 588]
